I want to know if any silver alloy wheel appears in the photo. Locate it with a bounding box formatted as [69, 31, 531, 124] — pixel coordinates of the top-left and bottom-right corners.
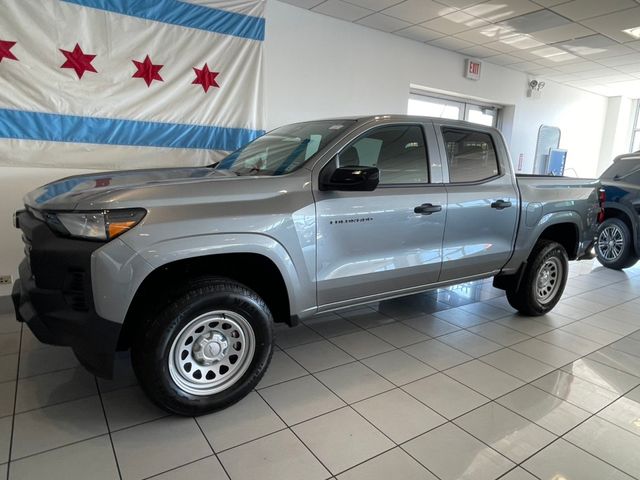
[598, 225, 624, 261]
[168, 310, 256, 396]
[535, 257, 562, 305]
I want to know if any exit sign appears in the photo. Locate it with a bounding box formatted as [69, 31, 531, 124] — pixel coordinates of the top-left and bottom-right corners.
[465, 59, 482, 80]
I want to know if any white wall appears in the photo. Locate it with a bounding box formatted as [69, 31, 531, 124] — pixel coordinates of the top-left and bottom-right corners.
[0, 0, 610, 296]
[597, 96, 636, 174]
[264, 0, 608, 177]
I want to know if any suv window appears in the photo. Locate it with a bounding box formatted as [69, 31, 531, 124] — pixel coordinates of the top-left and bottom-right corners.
[443, 128, 499, 183]
[338, 125, 429, 184]
[601, 157, 640, 181]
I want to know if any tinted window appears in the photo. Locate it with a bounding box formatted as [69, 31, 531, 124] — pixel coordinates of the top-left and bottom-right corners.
[601, 158, 640, 181]
[338, 125, 428, 184]
[216, 120, 355, 176]
[443, 129, 499, 183]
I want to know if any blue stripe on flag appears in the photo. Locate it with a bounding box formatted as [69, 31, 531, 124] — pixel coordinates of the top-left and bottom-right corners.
[0, 109, 264, 151]
[61, 0, 265, 41]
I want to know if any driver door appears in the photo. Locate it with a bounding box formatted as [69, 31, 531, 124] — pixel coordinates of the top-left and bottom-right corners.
[314, 122, 447, 308]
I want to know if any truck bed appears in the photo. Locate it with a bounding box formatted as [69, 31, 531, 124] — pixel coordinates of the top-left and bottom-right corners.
[516, 174, 600, 201]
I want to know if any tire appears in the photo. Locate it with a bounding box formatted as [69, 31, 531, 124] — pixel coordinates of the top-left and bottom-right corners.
[596, 218, 638, 270]
[131, 277, 274, 416]
[506, 240, 568, 316]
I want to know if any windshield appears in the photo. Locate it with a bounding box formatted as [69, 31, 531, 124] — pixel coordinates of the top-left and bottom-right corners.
[215, 120, 355, 176]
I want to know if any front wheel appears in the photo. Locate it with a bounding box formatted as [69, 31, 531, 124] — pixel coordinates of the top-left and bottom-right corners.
[506, 240, 568, 316]
[596, 218, 637, 270]
[131, 277, 274, 416]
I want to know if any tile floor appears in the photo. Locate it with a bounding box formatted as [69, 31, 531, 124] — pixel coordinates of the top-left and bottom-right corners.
[1, 260, 640, 479]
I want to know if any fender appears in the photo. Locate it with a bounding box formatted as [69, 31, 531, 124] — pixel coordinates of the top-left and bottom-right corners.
[91, 233, 314, 324]
[501, 210, 583, 274]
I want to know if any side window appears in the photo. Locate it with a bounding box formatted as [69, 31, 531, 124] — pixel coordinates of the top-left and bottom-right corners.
[338, 125, 429, 184]
[442, 128, 499, 183]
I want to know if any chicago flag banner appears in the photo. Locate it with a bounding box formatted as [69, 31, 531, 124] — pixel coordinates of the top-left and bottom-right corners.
[0, 0, 265, 169]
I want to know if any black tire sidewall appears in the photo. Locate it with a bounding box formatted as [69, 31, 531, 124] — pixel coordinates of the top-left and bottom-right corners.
[507, 240, 569, 316]
[134, 281, 273, 415]
[525, 242, 568, 314]
[596, 218, 634, 270]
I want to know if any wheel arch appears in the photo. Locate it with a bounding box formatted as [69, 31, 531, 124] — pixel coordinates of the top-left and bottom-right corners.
[117, 252, 295, 351]
[494, 218, 579, 291]
[537, 221, 580, 260]
[602, 203, 638, 254]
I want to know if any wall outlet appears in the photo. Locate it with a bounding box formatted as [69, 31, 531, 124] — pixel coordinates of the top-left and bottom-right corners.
[0, 275, 12, 285]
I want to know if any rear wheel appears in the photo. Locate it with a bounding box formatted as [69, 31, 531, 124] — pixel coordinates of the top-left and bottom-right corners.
[131, 277, 274, 416]
[506, 240, 568, 316]
[596, 218, 637, 270]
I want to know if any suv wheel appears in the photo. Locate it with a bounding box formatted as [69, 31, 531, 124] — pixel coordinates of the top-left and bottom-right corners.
[506, 240, 568, 316]
[596, 218, 638, 270]
[131, 277, 274, 416]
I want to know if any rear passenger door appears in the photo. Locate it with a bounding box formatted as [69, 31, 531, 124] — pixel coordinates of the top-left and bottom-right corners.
[314, 122, 447, 308]
[437, 124, 519, 281]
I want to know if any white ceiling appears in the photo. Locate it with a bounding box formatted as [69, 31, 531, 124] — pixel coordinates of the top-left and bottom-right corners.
[281, 0, 640, 98]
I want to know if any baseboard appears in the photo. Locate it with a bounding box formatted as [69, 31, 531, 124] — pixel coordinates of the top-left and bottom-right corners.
[0, 295, 11, 314]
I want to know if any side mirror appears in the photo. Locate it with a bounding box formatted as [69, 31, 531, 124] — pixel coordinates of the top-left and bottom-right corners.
[321, 166, 380, 191]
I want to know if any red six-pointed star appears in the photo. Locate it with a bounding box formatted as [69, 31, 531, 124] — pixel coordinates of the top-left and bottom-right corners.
[192, 63, 220, 93]
[132, 55, 163, 87]
[60, 44, 97, 79]
[0, 40, 18, 62]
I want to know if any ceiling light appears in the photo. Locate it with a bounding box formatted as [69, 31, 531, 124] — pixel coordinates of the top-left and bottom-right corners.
[623, 27, 640, 39]
[530, 47, 578, 63]
[479, 25, 515, 41]
[500, 34, 545, 50]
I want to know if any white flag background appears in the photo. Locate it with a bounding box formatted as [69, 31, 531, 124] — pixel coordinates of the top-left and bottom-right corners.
[0, 0, 265, 169]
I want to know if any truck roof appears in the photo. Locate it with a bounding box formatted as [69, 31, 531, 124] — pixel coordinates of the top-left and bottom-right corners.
[295, 114, 498, 130]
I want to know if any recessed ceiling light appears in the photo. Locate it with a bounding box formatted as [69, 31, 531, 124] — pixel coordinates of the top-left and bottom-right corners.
[623, 27, 640, 39]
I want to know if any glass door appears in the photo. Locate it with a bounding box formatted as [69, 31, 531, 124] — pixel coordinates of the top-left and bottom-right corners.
[408, 96, 463, 120]
[464, 104, 497, 127]
[408, 93, 500, 128]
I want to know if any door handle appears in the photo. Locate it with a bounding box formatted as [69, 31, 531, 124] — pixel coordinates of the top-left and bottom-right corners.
[491, 200, 512, 210]
[414, 203, 442, 215]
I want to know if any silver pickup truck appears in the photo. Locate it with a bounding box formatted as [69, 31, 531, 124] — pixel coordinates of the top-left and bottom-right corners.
[12, 115, 601, 415]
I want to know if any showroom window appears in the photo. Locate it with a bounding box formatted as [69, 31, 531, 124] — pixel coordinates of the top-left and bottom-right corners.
[442, 128, 500, 183]
[408, 93, 500, 127]
[632, 101, 640, 152]
[338, 125, 429, 184]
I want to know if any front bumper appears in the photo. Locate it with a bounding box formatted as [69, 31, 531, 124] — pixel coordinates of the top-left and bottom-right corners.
[12, 210, 122, 378]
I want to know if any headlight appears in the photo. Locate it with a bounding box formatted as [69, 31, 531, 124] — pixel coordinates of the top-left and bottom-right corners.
[46, 209, 146, 241]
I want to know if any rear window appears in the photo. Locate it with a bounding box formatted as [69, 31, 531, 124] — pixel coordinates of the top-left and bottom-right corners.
[442, 128, 499, 183]
[601, 157, 640, 180]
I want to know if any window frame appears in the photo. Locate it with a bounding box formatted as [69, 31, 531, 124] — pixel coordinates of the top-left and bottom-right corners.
[334, 123, 433, 187]
[440, 127, 503, 186]
[631, 101, 640, 153]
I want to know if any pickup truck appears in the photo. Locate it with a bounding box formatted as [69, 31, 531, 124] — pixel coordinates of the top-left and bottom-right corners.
[12, 115, 601, 415]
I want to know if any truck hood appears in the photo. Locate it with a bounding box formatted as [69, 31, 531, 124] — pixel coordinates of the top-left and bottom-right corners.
[24, 166, 234, 210]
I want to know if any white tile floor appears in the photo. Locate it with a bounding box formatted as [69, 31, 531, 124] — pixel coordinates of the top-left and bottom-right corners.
[1, 260, 640, 479]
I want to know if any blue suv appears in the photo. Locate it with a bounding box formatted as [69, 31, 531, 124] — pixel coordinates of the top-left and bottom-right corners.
[597, 151, 640, 269]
